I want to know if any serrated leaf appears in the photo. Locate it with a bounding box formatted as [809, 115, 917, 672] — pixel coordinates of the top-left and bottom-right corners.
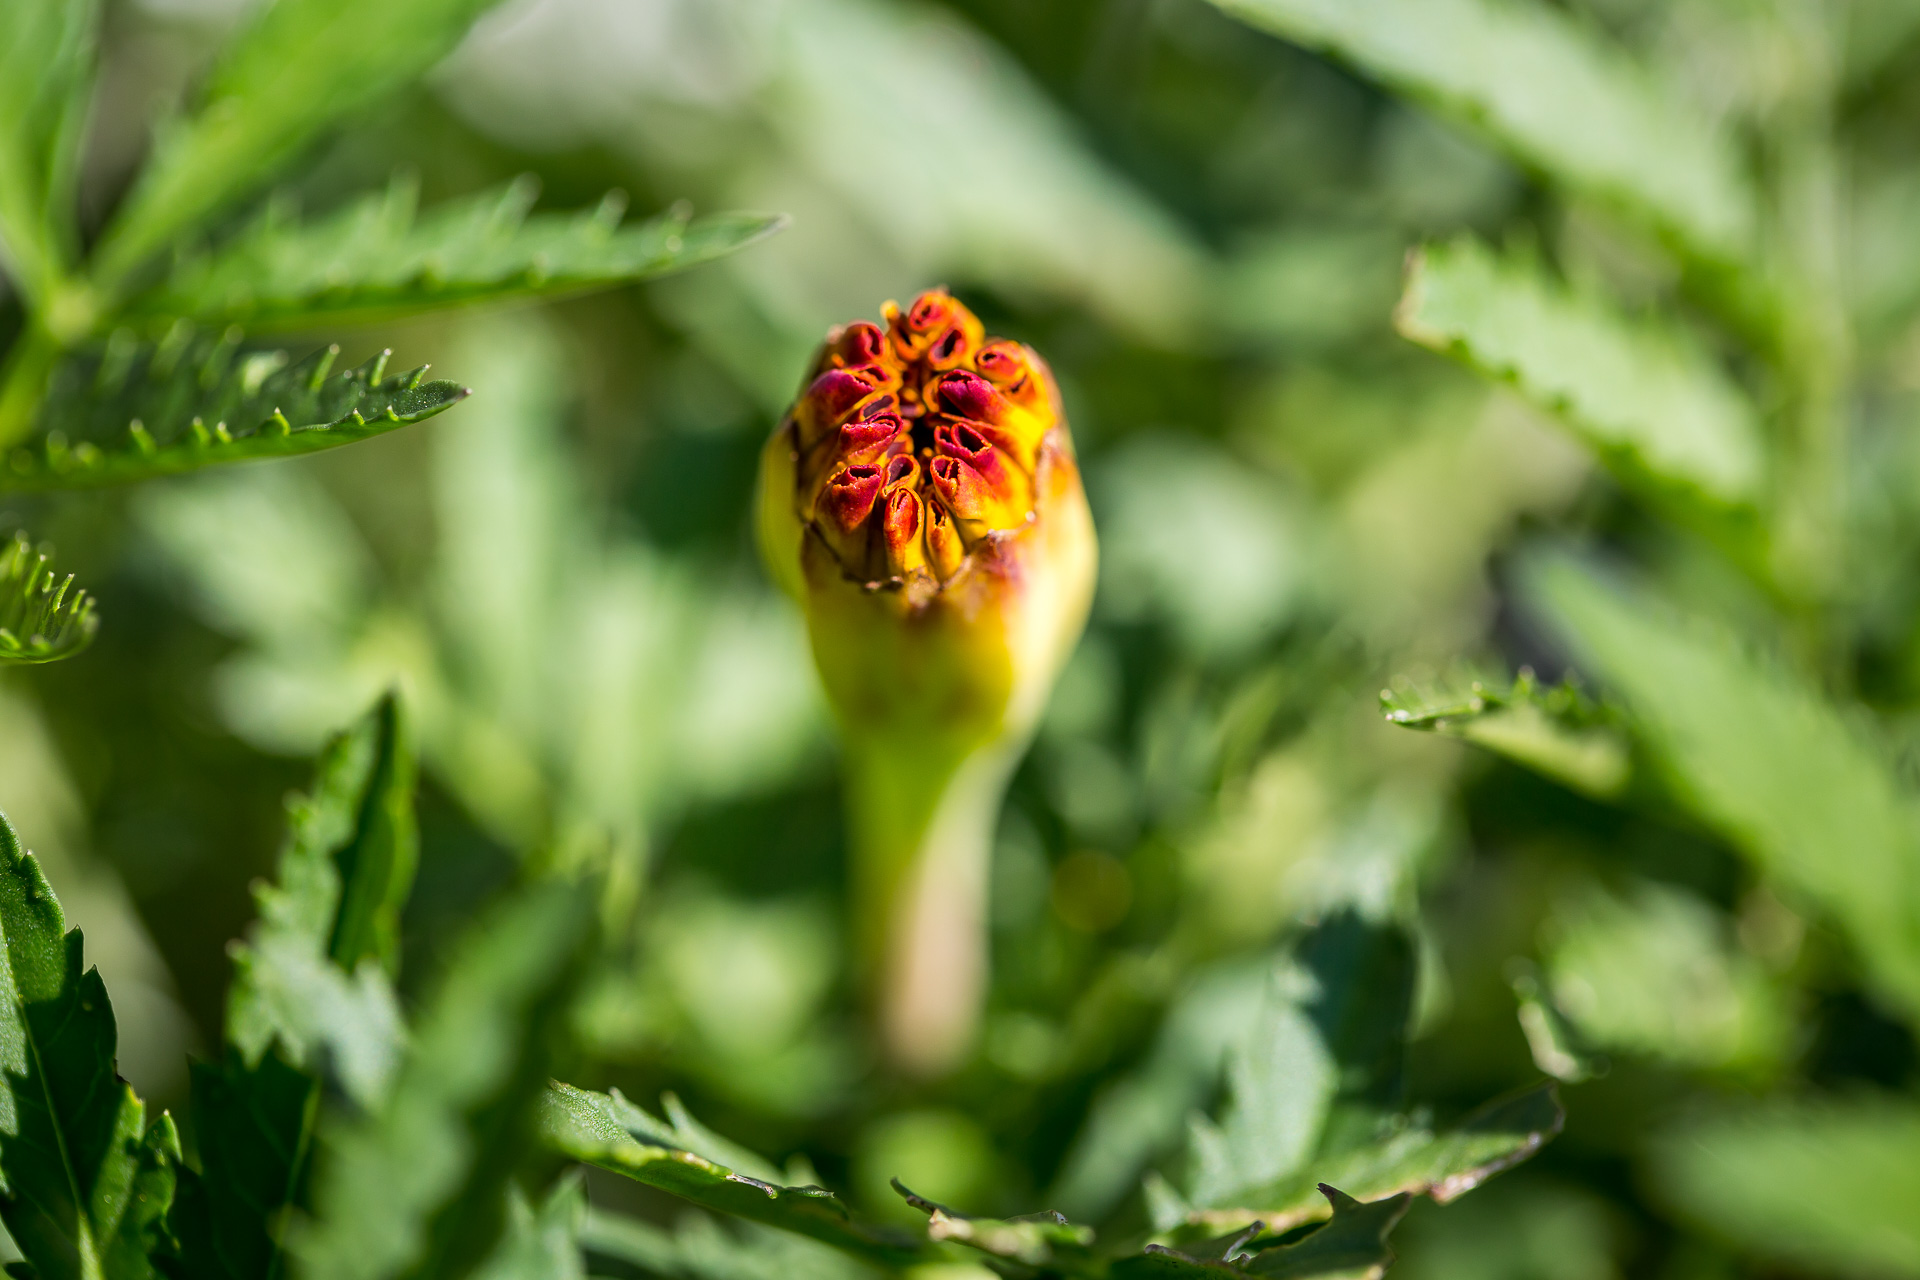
[1396, 238, 1762, 505]
[891, 1181, 1095, 1269]
[1381, 666, 1629, 798]
[296, 877, 598, 1280]
[1120, 1187, 1409, 1280]
[538, 1084, 925, 1270]
[173, 697, 416, 1280]
[0, 533, 97, 665]
[103, 1116, 181, 1280]
[1527, 551, 1920, 1019]
[1202, 0, 1753, 262]
[126, 175, 788, 332]
[9, 329, 467, 491]
[0, 0, 95, 302]
[92, 0, 506, 285]
[0, 809, 162, 1280]
[468, 1175, 585, 1280]
[1648, 1099, 1920, 1278]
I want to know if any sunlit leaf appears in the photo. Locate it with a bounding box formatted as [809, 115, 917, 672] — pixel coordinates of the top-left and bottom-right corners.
[93, 0, 506, 285]
[0, 811, 173, 1280]
[9, 328, 466, 490]
[0, 532, 97, 664]
[124, 175, 786, 332]
[297, 876, 598, 1280]
[1649, 1099, 1920, 1278]
[539, 1084, 925, 1270]
[891, 1180, 1094, 1269]
[1117, 1187, 1410, 1280]
[1396, 238, 1762, 505]
[1202, 0, 1753, 262]
[0, 0, 95, 302]
[1381, 666, 1629, 798]
[1528, 551, 1920, 1019]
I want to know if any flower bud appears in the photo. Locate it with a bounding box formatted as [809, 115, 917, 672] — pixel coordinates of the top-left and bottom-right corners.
[756, 288, 1097, 1073]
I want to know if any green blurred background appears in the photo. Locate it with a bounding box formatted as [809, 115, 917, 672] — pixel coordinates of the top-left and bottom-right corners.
[5, 0, 1917, 1275]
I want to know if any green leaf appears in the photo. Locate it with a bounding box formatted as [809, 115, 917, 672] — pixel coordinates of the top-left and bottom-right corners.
[92, 0, 506, 286]
[0, 0, 95, 303]
[124, 175, 788, 332]
[1118, 1187, 1410, 1280]
[296, 876, 598, 1280]
[1648, 1099, 1920, 1278]
[468, 1175, 585, 1280]
[1201, 0, 1753, 262]
[1396, 238, 1763, 506]
[0, 809, 163, 1280]
[7, 328, 467, 491]
[579, 1207, 876, 1280]
[1178, 1085, 1563, 1237]
[0, 533, 98, 665]
[1381, 666, 1629, 799]
[1527, 552, 1920, 1019]
[538, 1084, 925, 1270]
[103, 1116, 181, 1280]
[891, 1180, 1095, 1269]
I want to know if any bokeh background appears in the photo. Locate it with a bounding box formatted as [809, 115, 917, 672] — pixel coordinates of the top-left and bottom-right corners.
[6, 0, 1918, 1275]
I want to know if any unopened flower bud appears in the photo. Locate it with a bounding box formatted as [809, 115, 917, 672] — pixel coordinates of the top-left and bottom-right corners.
[756, 287, 1097, 1073]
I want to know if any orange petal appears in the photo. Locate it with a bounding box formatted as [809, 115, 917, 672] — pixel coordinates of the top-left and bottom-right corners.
[925, 499, 966, 580]
[882, 489, 928, 577]
[796, 367, 888, 449]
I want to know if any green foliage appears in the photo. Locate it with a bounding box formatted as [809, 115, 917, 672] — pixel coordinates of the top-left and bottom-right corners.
[0, 809, 174, 1280]
[1200, 0, 1753, 262]
[0, 533, 97, 664]
[1117, 1188, 1409, 1280]
[93, 0, 507, 287]
[295, 876, 598, 1280]
[1527, 552, 1920, 1020]
[1379, 667, 1627, 799]
[1648, 1099, 1920, 1278]
[8, 331, 467, 491]
[125, 177, 788, 333]
[1395, 238, 1761, 505]
[0, 0, 94, 304]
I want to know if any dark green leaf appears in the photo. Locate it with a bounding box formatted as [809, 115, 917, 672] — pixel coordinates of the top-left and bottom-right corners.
[891, 1180, 1094, 1269]
[1648, 1099, 1920, 1277]
[125, 176, 788, 332]
[1527, 551, 1920, 1019]
[0, 0, 95, 302]
[0, 810, 158, 1280]
[538, 1084, 925, 1270]
[0, 533, 97, 664]
[296, 877, 599, 1280]
[1118, 1187, 1409, 1280]
[1381, 666, 1629, 798]
[1396, 239, 1763, 506]
[103, 1115, 181, 1280]
[1201, 0, 1753, 262]
[92, 0, 506, 285]
[8, 329, 466, 491]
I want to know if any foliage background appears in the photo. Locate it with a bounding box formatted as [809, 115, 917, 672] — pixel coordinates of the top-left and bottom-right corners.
[4, 0, 1917, 1274]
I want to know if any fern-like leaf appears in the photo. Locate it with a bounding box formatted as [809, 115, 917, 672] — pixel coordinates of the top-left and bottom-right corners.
[8, 327, 466, 490]
[126, 175, 787, 332]
[0, 532, 97, 663]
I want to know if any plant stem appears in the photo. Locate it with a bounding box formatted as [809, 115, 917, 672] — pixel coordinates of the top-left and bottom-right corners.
[0, 326, 60, 452]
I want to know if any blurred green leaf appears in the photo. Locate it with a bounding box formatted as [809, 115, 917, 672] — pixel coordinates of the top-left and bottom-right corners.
[579, 1207, 876, 1280]
[1649, 1099, 1920, 1277]
[538, 1084, 925, 1269]
[1396, 238, 1762, 505]
[1381, 667, 1629, 799]
[0, 810, 170, 1280]
[468, 1175, 585, 1280]
[0, 0, 95, 302]
[1118, 1187, 1410, 1280]
[1529, 552, 1920, 1018]
[124, 175, 786, 332]
[891, 1180, 1095, 1269]
[93, 0, 506, 285]
[173, 696, 418, 1280]
[0, 532, 98, 665]
[9, 329, 466, 491]
[297, 876, 598, 1280]
[1202, 0, 1753, 261]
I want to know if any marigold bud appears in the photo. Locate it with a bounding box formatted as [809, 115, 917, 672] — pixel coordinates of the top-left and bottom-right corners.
[756, 287, 1097, 1073]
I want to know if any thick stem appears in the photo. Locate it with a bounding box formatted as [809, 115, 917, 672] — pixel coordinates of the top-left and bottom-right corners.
[846, 731, 1021, 1076]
